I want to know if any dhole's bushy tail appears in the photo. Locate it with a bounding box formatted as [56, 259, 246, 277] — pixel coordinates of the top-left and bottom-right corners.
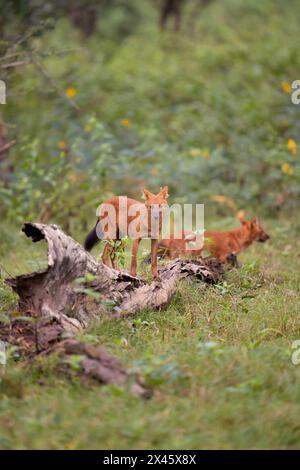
[84, 222, 101, 251]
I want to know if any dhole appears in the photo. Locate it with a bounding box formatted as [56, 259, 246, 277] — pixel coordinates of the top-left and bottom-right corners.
[156, 215, 270, 264]
[84, 187, 169, 278]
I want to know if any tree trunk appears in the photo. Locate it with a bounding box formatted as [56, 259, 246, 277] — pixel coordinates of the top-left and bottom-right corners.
[160, 0, 183, 32]
[68, 0, 98, 38]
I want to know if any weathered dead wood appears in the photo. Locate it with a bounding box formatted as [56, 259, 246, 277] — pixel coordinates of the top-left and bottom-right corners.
[5, 223, 223, 348]
[0, 321, 150, 397]
[5, 223, 145, 344]
[42, 339, 151, 398]
[2, 223, 222, 396]
[5, 223, 221, 337]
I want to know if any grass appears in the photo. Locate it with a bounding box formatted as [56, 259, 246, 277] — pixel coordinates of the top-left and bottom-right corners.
[0, 215, 300, 449]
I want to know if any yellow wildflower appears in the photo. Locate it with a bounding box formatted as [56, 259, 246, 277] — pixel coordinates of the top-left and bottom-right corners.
[66, 87, 77, 98]
[120, 118, 131, 128]
[58, 141, 67, 150]
[281, 163, 293, 176]
[201, 149, 210, 159]
[84, 124, 92, 133]
[281, 82, 292, 94]
[287, 138, 297, 155]
[190, 148, 210, 159]
[190, 148, 201, 157]
[64, 439, 79, 450]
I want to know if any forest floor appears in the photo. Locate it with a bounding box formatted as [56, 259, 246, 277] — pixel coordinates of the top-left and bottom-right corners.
[0, 215, 300, 449]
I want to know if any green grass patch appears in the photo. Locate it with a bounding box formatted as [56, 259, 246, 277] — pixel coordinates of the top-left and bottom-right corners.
[0, 218, 300, 449]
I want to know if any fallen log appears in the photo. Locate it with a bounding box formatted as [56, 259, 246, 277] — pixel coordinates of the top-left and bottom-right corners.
[41, 339, 151, 398]
[5, 223, 223, 348]
[2, 223, 223, 396]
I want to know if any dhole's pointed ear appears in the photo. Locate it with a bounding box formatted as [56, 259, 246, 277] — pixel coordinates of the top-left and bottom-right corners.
[251, 216, 257, 224]
[142, 189, 152, 200]
[160, 186, 169, 198]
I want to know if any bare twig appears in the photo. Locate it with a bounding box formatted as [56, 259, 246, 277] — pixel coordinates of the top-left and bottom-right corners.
[1, 60, 31, 69]
[0, 139, 17, 155]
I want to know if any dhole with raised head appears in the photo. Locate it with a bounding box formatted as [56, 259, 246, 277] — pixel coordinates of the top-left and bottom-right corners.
[84, 187, 169, 278]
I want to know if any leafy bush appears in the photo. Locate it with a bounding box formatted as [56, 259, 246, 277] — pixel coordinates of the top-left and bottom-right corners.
[1, 0, 300, 229]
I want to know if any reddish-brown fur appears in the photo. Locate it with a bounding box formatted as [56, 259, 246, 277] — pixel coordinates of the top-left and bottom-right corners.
[157, 216, 270, 263]
[86, 187, 169, 279]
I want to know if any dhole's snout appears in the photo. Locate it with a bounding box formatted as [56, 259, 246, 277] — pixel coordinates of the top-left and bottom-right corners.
[258, 232, 270, 242]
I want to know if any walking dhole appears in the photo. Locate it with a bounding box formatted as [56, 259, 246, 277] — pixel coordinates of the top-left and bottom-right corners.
[84, 187, 169, 278]
[155, 215, 270, 264]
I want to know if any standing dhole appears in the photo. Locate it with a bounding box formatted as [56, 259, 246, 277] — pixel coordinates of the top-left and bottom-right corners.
[155, 215, 270, 264]
[84, 187, 169, 278]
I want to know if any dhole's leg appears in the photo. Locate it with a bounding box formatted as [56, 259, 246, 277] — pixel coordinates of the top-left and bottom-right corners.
[111, 255, 117, 269]
[226, 252, 238, 267]
[107, 241, 118, 270]
[102, 241, 112, 267]
[151, 239, 159, 279]
[110, 248, 117, 269]
[110, 248, 121, 270]
[219, 254, 227, 263]
[130, 238, 141, 276]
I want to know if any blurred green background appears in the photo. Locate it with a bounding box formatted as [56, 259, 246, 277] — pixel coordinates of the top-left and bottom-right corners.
[1, 1, 300, 450]
[0, 0, 299, 233]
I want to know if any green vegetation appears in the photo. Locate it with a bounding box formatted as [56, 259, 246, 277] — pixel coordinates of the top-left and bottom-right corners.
[1, 0, 300, 227]
[1, 0, 300, 450]
[1, 216, 300, 449]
